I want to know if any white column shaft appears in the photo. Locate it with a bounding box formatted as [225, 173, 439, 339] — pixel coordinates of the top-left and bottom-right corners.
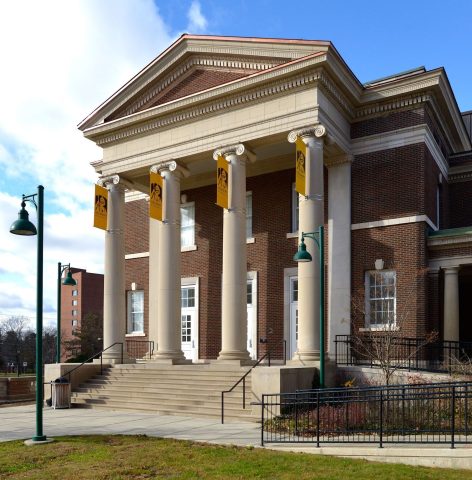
[148, 217, 159, 352]
[103, 182, 127, 360]
[219, 153, 250, 361]
[296, 136, 324, 361]
[156, 169, 185, 360]
[327, 160, 351, 359]
[443, 267, 460, 341]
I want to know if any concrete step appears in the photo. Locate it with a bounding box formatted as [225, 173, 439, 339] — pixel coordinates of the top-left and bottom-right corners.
[71, 398, 258, 422]
[71, 364, 256, 421]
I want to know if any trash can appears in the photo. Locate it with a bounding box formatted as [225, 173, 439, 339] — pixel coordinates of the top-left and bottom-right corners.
[50, 377, 71, 409]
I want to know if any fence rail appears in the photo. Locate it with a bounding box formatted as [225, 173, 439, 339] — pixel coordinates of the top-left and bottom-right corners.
[261, 381, 472, 447]
[335, 335, 472, 374]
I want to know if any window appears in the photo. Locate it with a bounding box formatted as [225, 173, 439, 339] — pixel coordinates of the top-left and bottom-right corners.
[72, 310, 77, 316]
[72, 300, 78, 306]
[365, 271, 396, 327]
[181, 287, 195, 308]
[72, 320, 78, 326]
[127, 290, 144, 333]
[292, 183, 299, 233]
[246, 192, 253, 239]
[246, 281, 252, 305]
[72, 289, 78, 296]
[181, 203, 195, 248]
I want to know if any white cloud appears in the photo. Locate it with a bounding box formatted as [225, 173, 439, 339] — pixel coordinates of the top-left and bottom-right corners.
[0, 0, 195, 326]
[187, 1, 208, 32]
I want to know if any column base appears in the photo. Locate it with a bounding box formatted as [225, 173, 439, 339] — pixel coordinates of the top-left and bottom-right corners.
[217, 349, 252, 363]
[288, 350, 320, 366]
[151, 350, 190, 364]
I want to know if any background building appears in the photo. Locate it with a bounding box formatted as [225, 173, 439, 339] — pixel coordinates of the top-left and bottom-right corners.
[60, 268, 103, 361]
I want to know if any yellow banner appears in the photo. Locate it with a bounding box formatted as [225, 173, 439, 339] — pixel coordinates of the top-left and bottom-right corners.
[216, 155, 229, 209]
[149, 172, 163, 221]
[93, 184, 108, 230]
[295, 137, 306, 196]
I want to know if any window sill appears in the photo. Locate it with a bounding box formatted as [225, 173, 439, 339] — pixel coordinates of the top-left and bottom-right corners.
[286, 232, 298, 239]
[246, 237, 255, 244]
[359, 326, 399, 332]
[181, 245, 197, 252]
[125, 333, 146, 337]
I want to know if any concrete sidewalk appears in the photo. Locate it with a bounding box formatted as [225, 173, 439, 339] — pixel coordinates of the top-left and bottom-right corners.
[1, 405, 472, 470]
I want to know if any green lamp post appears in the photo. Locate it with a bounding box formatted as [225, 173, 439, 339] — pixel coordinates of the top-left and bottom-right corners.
[293, 225, 325, 388]
[10, 185, 50, 443]
[57, 263, 77, 363]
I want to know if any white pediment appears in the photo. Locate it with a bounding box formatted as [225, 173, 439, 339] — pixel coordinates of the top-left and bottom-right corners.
[78, 35, 331, 130]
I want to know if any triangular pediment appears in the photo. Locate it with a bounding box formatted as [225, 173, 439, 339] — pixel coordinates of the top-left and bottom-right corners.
[79, 35, 331, 130]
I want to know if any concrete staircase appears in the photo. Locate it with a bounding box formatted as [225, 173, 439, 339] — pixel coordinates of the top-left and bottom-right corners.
[71, 363, 258, 422]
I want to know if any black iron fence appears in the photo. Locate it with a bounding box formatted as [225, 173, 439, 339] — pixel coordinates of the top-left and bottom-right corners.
[261, 381, 472, 447]
[335, 335, 472, 373]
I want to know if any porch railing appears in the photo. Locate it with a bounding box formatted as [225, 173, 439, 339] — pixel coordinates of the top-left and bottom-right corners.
[335, 335, 472, 374]
[261, 380, 472, 447]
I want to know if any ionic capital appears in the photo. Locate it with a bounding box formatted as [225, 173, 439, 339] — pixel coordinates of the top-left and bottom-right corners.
[213, 143, 256, 164]
[98, 174, 133, 191]
[288, 124, 327, 144]
[150, 160, 189, 178]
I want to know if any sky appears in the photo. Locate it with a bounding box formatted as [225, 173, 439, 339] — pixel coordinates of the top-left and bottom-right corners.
[0, 0, 471, 329]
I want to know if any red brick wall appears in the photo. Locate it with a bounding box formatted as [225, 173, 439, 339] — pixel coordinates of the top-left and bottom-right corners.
[351, 223, 429, 337]
[125, 257, 149, 340]
[125, 199, 149, 254]
[352, 144, 426, 224]
[351, 109, 425, 139]
[449, 180, 472, 228]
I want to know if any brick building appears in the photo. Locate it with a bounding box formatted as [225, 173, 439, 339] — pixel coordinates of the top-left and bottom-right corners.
[79, 35, 472, 367]
[60, 268, 103, 361]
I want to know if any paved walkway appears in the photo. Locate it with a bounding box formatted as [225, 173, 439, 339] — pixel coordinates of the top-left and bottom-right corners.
[1, 404, 472, 470]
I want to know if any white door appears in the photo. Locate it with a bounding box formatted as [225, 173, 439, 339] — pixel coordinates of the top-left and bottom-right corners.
[181, 285, 197, 361]
[289, 277, 298, 358]
[247, 279, 256, 359]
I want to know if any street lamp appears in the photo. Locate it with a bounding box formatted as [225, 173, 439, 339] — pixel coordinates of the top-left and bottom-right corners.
[10, 185, 50, 444]
[293, 225, 325, 388]
[57, 263, 77, 363]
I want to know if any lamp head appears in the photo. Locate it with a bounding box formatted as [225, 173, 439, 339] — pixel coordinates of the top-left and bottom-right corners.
[293, 237, 312, 262]
[62, 270, 77, 286]
[10, 202, 37, 236]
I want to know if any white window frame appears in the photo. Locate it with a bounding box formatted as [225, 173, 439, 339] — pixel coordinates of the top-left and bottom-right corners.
[181, 202, 196, 251]
[246, 191, 254, 243]
[72, 300, 78, 306]
[181, 277, 199, 361]
[364, 270, 397, 329]
[72, 289, 78, 296]
[127, 290, 144, 334]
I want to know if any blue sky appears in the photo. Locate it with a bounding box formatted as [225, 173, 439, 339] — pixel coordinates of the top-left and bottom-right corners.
[0, 0, 471, 328]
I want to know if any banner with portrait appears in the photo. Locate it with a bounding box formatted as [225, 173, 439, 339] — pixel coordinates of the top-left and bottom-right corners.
[216, 155, 229, 209]
[149, 171, 163, 221]
[295, 137, 306, 196]
[93, 184, 108, 230]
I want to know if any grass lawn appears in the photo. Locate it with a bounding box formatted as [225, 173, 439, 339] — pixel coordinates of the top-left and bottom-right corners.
[0, 436, 470, 479]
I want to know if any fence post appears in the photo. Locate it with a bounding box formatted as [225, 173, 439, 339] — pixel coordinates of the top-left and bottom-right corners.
[221, 391, 225, 424]
[379, 390, 383, 448]
[451, 386, 456, 449]
[261, 395, 265, 446]
[316, 391, 320, 448]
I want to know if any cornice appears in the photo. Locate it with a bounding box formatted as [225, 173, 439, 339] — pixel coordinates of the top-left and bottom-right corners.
[355, 93, 434, 119]
[428, 234, 472, 250]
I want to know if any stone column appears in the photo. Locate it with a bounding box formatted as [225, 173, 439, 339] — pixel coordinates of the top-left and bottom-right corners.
[99, 175, 129, 362]
[288, 125, 327, 363]
[148, 213, 159, 355]
[152, 161, 190, 363]
[443, 266, 460, 341]
[327, 154, 352, 360]
[213, 144, 253, 362]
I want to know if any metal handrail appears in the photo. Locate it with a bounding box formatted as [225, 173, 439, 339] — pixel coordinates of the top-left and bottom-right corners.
[63, 342, 123, 382]
[221, 339, 286, 424]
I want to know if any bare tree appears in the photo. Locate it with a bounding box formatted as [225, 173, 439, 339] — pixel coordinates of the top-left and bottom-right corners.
[349, 269, 437, 385]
